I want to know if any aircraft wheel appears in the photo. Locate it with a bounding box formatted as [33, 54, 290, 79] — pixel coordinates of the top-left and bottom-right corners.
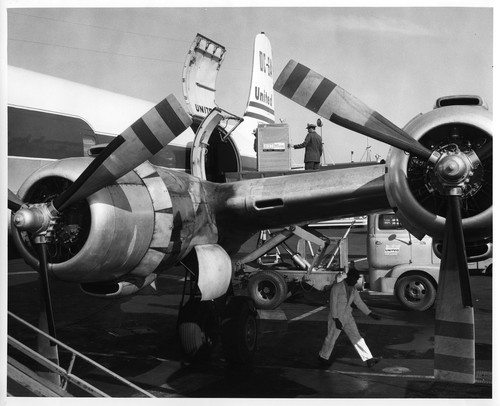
[395, 273, 436, 311]
[222, 297, 257, 364]
[247, 269, 288, 310]
[177, 298, 218, 361]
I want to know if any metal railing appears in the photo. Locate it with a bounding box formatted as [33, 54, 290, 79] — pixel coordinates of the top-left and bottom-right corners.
[8, 311, 156, 397]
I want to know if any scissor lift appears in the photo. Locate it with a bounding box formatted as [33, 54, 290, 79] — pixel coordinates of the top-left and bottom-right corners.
[234, 225, 350, 309]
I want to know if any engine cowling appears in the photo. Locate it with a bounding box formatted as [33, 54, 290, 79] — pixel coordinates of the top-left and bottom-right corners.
[11, 158, 222, 289]
[384, 101, 492, 242]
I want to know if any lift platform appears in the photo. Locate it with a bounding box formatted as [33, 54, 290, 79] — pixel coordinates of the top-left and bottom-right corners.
[234, 224, 351, 309]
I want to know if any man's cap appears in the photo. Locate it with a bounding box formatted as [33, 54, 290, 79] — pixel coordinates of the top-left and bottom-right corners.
[306, 123, 316, 129]
[347, 268, 360, 278]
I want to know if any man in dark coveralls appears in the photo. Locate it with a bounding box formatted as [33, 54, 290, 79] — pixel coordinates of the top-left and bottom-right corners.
[293, 123, 323, 170]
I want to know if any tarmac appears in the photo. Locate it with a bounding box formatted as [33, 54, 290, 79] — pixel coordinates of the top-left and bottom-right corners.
[6, 227, 494, 399]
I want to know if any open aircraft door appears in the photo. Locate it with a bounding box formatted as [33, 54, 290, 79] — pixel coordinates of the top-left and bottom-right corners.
[182, 33, 225, 121]
[182, 34, 243, 181]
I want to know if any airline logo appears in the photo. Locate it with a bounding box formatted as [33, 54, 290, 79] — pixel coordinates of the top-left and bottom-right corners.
[194, 104, 212, 115]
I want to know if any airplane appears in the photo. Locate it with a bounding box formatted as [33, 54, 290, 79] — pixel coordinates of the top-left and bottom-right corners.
[7, 32, 492, 386]
[6, 31, 276, 368]
[8, 33, 274, 192]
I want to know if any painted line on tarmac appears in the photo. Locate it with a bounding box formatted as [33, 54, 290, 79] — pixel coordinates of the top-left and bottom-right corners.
[84, 351, 174, 363]
[9, 271, 38, 276]
[289, 306, 326, 322]
[327, 369, 434, 380]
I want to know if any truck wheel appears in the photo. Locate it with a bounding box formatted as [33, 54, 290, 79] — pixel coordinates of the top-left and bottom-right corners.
[395, 274, 436, 311]
[222, 297, 257, 364]
[247, 269, 288, 310]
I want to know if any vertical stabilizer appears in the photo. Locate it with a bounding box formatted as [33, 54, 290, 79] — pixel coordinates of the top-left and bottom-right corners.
[244, 33, 275, 124]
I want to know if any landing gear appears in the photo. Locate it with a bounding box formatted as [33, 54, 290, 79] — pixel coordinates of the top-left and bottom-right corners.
[177, 297, 218, 361]
[221, 296, 257, 364]
[177, 254, 258, 364]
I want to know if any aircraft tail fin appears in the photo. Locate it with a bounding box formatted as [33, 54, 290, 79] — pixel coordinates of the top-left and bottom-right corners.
[243, 33, 275, 124]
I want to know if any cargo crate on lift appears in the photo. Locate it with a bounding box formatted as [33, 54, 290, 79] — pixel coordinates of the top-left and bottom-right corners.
[256, 123, 291, 172]
[234, 225, 350, 310]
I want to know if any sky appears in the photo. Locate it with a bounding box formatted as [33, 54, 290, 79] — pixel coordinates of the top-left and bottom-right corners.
[3, 1, 494, 166]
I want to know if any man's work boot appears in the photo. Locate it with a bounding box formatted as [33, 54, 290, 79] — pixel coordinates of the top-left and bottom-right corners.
[317, 356, 331, 368]
[366, 357, 380, 368]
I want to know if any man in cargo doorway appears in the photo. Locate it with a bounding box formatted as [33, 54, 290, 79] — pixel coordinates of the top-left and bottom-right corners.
[318, 268, 382, 368]
[293, 123, 322, 169]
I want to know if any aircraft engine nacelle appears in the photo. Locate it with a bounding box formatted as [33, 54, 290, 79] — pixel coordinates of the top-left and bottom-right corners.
[11, 158, 223, 297]
[384, 99, 492, 243]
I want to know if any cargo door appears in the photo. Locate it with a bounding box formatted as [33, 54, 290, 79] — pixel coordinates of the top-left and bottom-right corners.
[183, 34, 240, 181]
[182, 34, 225, 121]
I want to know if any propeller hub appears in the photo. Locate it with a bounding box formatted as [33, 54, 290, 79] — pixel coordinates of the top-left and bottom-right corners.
[436, 154, 469, 183]
[12, 203, 58, 235]
[13, 207, 44, 231]
[428, 146, 480, 197]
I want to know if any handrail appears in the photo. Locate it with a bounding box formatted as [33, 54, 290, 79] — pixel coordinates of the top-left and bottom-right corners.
[8, 311, 156, 398]
[8, 336, 109, 397]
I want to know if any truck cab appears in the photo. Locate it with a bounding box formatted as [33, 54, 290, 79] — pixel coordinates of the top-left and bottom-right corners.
[366, 211, 491, 311]
[367, 211, 439, 311]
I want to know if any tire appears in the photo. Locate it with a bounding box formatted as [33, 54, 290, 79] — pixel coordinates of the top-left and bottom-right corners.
[395, 273, 436, 311]
[177, 298, 218, 360]
[222, 297, 258, 364]
[247, 269, 288, 310]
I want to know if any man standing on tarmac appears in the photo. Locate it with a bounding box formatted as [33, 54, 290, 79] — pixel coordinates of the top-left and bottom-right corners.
[293, 123, 323, 170]
[318, 268, 382, 368]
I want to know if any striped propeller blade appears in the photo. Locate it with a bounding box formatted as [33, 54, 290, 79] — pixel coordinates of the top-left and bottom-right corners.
[434, 195, 475, 383]
[274, 60, 433, 161]
[8, 189, 24, 212]
[53, 94, 192, 212]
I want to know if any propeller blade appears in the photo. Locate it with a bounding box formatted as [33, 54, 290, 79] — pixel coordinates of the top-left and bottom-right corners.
[8, 189, 24, 212]
[434, 194, 475, 383]
[35, 243, 57, 339]
[53, 94, 192, 212]
[35, 242, 61, 385]
[274, 60, 435, 161]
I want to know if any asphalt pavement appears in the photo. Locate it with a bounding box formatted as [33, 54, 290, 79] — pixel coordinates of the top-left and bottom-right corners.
[6, 227, 493, 398]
